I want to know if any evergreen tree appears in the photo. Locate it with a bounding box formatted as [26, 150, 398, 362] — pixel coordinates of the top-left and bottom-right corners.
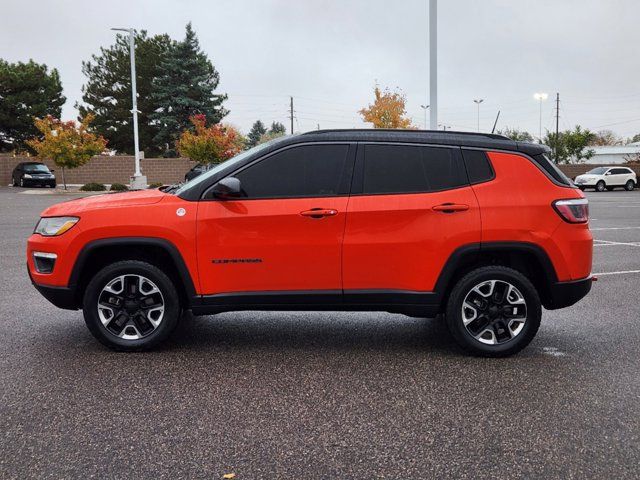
[0, 59, 65, 152]
[151, 23, 228, 149]
[247, 120, 267, 148]
[269, 121, 286, 135]
[77, 31, 172, 155]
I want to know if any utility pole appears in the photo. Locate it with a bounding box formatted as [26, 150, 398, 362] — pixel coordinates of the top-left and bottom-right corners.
[112, 27, 146, 189]
[429, 0, 437, 129]
[555, 93, 560, 163]
[473, 99, 484, 132]
[289, 96, 294, 135]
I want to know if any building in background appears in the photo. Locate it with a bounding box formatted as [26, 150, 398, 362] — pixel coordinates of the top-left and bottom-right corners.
[586, 142, 640, 164]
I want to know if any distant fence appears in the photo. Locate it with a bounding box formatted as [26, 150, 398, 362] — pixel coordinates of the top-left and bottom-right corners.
[0, 155, 197, 186]
[1, 154, 638, 187]
[558, 163, 640, 179]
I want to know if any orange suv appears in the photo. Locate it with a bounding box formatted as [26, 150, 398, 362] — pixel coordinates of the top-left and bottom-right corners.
[27, 130, 593, 356]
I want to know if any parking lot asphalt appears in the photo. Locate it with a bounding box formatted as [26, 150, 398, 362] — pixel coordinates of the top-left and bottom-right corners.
[1, 186, 639, 479]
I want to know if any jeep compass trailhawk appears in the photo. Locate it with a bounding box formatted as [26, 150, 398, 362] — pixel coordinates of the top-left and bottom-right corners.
[27, 130, 593, 356]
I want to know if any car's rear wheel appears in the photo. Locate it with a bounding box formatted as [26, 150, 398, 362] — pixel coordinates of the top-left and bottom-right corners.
[83, 260, 181, 351]
[19, 177, 25, 188]
[596, 180, 606, 192]
[445, 266, 541, 357]
[625, 180, 635, 191]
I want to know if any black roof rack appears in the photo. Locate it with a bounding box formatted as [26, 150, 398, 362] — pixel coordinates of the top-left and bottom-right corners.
[304, 128, 510, 141]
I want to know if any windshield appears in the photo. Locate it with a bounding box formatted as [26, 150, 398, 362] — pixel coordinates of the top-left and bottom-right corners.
[23, 164, 50, 173]
[173, 136, 289, 195]
[587, 167, 608, 175]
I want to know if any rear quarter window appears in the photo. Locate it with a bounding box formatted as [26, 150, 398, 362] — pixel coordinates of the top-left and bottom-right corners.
[461, 149, 495, 184]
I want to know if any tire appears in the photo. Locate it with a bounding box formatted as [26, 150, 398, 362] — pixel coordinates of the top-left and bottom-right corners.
[596, 180, 606, 192]
[83, 260, 181, 351]
[445, 266, 542, 357]
[19, 177, 24, 188]
[625, 180, 635, 191]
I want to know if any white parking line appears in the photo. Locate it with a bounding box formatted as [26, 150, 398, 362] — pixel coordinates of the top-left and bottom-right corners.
[593, 270, 640, 276]
[591, 226, 640, 231]
[593, 240, 640, 247]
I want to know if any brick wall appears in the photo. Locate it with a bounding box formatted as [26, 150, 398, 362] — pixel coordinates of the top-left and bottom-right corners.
[0, 154, 197, 186]
[2, 153, 636, 187]
[558, 163, 640, 180]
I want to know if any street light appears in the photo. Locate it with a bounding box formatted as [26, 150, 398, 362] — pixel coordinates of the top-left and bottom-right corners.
[534, 92, 548, 141]
[111, 27, 146, 189]
[429, 0, 437, 129]
[473, 99, 484, 132]
[420, 105, 430, 129]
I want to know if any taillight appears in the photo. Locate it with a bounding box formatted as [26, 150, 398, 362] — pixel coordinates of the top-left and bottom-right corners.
[553, 198, 589, 223]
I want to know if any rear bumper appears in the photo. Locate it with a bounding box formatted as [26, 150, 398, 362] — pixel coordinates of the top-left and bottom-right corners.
[544, 276, 593, 310]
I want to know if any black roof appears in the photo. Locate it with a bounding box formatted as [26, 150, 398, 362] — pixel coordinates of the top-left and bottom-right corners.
[298, 129, 549, 155]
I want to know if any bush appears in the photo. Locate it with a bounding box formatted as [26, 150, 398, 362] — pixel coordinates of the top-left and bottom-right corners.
[148, 182, 164, 189]
[109, 183, 128, 192]
[80, 182, 107, 191]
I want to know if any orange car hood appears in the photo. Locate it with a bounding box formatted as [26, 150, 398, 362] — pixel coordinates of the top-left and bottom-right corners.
[41, 189, 167, 216]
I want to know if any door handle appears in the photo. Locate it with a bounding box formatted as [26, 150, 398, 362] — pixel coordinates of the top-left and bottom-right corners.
[432, 203, 469, 213]
[300, 208, 338, 218]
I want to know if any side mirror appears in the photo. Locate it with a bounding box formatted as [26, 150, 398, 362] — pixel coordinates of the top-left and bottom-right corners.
[210, 177, 242, 199]
[605, 171, 611, 175]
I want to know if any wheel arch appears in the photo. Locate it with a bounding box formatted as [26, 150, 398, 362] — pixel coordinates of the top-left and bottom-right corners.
[69, 237, 197, 309]
[434, 242, 558, 310]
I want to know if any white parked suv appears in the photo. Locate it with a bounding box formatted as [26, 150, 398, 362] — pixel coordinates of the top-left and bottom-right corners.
[574, 166, 637, 192]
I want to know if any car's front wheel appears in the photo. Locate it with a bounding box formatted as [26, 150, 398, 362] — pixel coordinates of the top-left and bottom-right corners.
[83, 260, 181, 351]
[625, 180, 635, 191]
[445, 266, 541, 357]
[596, 180, 606, 192]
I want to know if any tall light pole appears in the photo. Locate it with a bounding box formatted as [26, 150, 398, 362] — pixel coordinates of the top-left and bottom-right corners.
[473, 99, 484, 132]
[111, 27, 146, 189]
[534, 92, 548, 142]
[420, 105, 430, 129]
[429, 0, 437, 129]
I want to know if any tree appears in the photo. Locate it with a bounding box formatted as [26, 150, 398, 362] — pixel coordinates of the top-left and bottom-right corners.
[627, 133, 640, 144]
[246, 120, 267, 148]
[590, 129, 622, 146]
[257, 130, 286, 145]
[176, 114, 243, 164]
[77, 31, 173, 156]
[497, 127, 534, 142]
[0, 60, 65, 152]
[151, 23, 228, 149]
[359, 86, 413, 129]
[27, 115, 107, 189]
[269, 121, 286, 135]
[543, 125, 595, 164]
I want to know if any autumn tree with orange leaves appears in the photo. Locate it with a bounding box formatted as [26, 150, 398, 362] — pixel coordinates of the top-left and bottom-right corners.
[27, 114, 107, 189]
[177, 114, 244, 165]
[359, 86, 413, 129]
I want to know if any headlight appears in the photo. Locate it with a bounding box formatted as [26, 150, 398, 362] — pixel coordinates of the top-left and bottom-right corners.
[23, 174, 33, 179]
[34, 217, 79, 236]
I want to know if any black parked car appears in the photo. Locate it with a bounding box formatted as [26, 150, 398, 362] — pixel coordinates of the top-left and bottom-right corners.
[12, 162, 56, 188]
[184, 163, 213, 182]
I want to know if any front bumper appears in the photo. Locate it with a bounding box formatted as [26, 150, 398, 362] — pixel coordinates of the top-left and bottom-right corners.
[28, 266, 78, 310]
[544, 276, 593, 310]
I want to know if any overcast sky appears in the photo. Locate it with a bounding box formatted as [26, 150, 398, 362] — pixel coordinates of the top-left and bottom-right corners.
[2, 0, 640, 139]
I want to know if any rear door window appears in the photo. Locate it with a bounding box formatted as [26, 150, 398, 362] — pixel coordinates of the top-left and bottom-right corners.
[359, 144, 466, 194]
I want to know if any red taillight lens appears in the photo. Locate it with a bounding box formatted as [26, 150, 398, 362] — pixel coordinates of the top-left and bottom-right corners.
[553, 198, 589, 223]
